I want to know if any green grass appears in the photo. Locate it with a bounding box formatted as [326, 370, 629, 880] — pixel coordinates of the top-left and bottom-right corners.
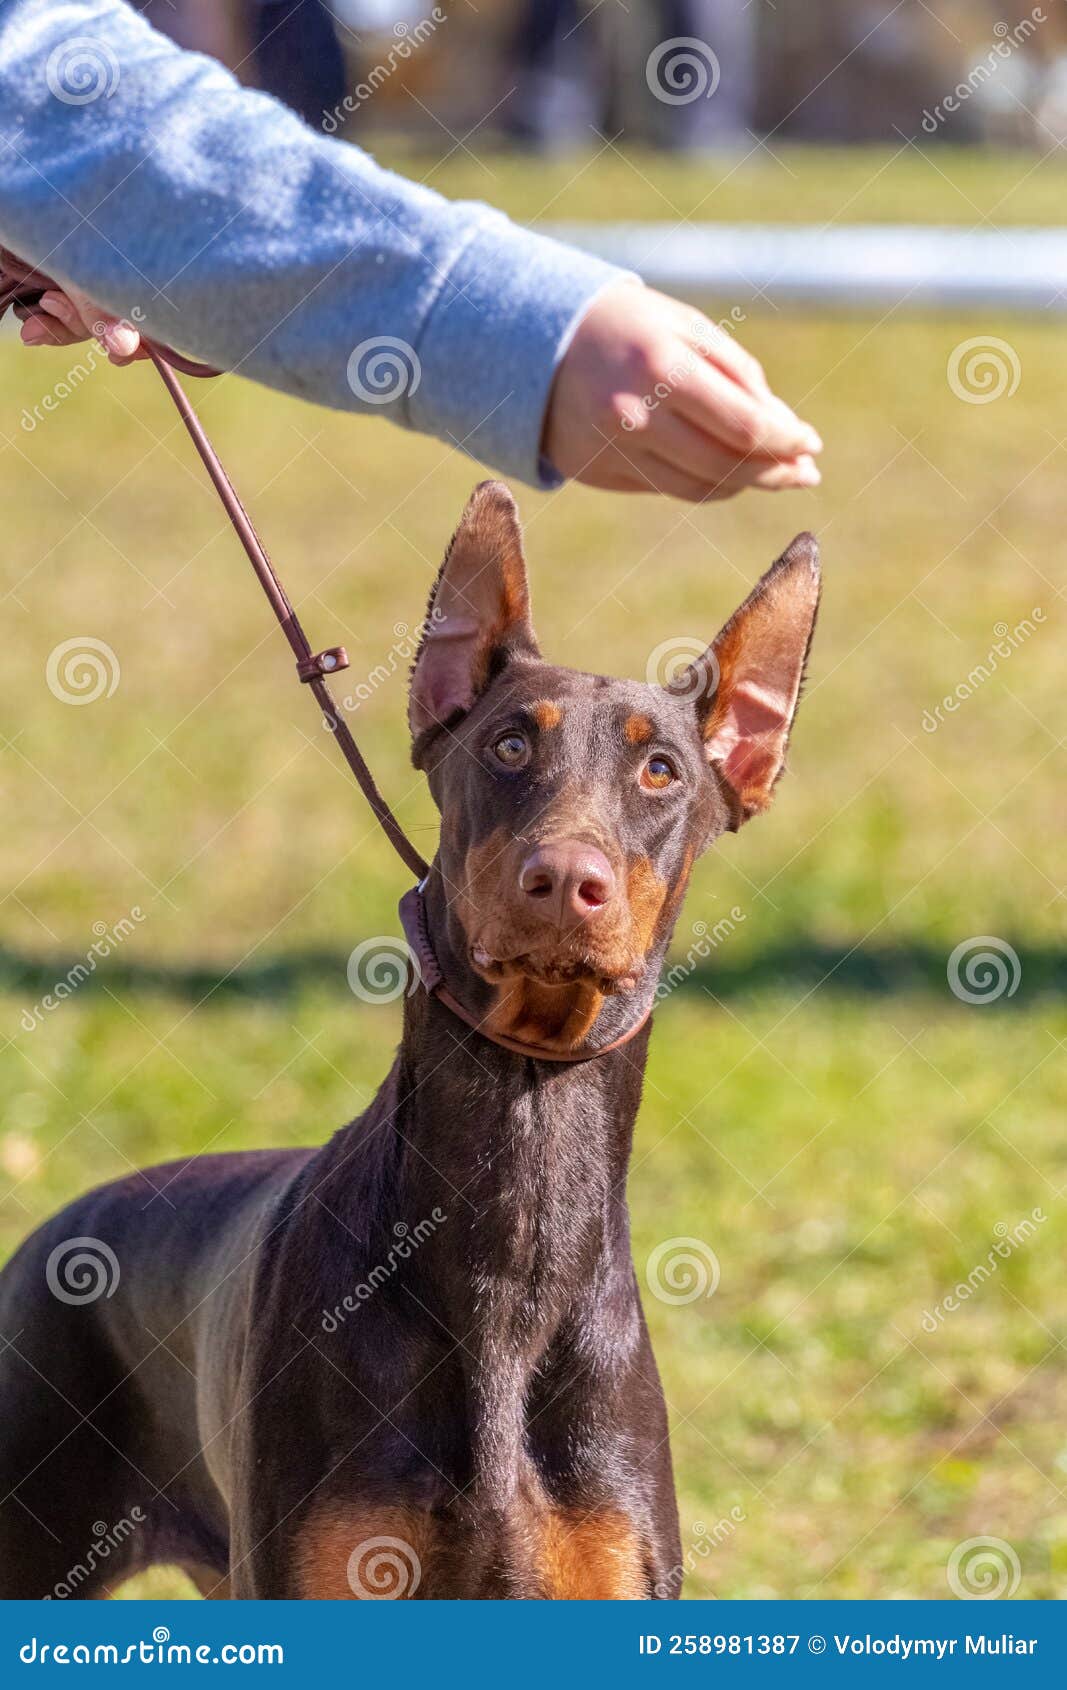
[373, 139, 1067, 227]
[1, 147, 1064, 1600]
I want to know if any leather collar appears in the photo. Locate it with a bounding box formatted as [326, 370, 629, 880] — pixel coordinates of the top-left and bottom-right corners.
[398, 885, 652, 1065]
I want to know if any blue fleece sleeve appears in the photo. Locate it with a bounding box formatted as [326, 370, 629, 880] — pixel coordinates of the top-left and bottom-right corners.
[0, 0, 626, 484]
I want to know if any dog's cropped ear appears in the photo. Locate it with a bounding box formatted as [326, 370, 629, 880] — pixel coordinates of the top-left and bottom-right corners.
[676, 533, 820, 828]
[409, 481, 539, 760]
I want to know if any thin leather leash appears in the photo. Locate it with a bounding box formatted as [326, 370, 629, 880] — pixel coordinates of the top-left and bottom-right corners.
[0, 254, 425, 880]
[146, 348, 429, 884]
[1, 258, 651, 1064]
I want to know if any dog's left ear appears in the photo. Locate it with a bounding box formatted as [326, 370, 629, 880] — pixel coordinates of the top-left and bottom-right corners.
[677, 533, 820, 828]
[409, 481, 539, 760]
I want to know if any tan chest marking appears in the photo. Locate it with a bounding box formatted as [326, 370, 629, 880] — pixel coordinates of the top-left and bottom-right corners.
[294, 1504, 432, 1600]
[539, 1509, 647, 1599]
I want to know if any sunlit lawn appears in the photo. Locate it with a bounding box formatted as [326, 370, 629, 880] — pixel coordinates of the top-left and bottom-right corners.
[1, 147, 1064, 1599]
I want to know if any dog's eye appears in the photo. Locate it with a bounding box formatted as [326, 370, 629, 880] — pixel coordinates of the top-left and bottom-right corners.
[641, 754, 677, 791]
[492, 732, 530, 769]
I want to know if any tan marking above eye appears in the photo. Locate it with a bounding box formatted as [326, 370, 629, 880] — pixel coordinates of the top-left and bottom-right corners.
[531, 700, 563, 730]
[624, 713, 653, 745]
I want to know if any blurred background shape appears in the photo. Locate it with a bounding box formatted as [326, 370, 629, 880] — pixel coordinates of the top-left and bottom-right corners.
[133, 0, 1067, 150]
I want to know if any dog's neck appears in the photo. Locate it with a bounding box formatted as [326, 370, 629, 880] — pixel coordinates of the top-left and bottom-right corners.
[315, 868, 658, 1497]
[381, 972, 650, 1495]
[390, 942, 651, 1285]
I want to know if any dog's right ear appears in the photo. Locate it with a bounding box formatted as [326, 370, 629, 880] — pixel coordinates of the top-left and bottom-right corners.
[675, 532, 820, 828]
[409, 481, 539, 761]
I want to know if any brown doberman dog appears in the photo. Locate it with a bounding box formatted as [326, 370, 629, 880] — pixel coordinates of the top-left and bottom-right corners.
[0, 484, 819, 1599]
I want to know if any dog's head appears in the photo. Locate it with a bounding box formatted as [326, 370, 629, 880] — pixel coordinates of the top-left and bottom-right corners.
[409, 482, 819, 1052]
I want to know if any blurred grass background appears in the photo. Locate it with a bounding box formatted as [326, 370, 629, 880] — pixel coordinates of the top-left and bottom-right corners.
[1, 147, 1064, 1599]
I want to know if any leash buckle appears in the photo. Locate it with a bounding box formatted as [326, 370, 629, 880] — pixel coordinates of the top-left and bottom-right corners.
[297, 647, 349, 683]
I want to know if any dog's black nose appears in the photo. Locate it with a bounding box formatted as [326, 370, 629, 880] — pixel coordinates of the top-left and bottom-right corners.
[519, 842, 616, 925]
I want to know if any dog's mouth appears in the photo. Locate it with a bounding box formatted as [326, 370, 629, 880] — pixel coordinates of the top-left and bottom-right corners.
[469, 943, 643, 996]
